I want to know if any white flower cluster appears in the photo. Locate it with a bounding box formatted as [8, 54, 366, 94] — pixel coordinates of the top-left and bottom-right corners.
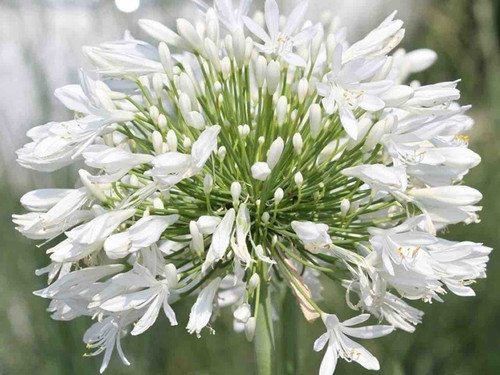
[13, 0, 491, 373]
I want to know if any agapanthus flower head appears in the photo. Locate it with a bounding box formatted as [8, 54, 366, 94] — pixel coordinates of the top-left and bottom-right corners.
[14, 0, 490, 374]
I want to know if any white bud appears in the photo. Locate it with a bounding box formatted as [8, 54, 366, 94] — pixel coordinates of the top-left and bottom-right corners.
[245, 317, 256, 342]
[153, 73, 164, 98]
[258, 136, 265, 145]
[311, 27, 324, 62]
[218, 146, 227, 160]
[293, 133, 303, 155]
[129, 174, 139, 187]
[261, 212, 270, 224]
[326, 33, 336, 64]
[158, 114, 167, 132]
[233, 27, 246, 68]
[248, 273, 260, 291]
[152, 131, 164, 154]
[297, 78, 309, 104]
[149, 106, 160, 125]
[224, 34, 234, 59]
[362, 116, 394, 152]
[159, 42, 173, 80]
[276, 96, 288, 126]
[214, 81, 222, 94]
[244, 37, 254, 65]
[234, 303, 251, 323]
[231, 181, 242, 203]
[347, 118, 372, 150]
[256, 56, 267, 88]
[153, 197, 165, 210]
[291, 109, 298, 122]
[179, 73, 197, 107]
[79, 169, 106, 202]
[187, 111, 206, 130]
[178, 93, 192, 117]
[166, 130, 177, 152]
[204, 38, 222, 72]
[340, 199, 350, 217]
[274, 188, 284, 205]
[190, 221, 204, 255]
[251, 162, 271, 181]
[266, 137, 284, 169]
[294, 172, 303, 188]
[309, 104, 322, 139]
[238, 124, 250, 138]
[221, 56, 231, 80]
[206, 13, 219, 44]
[177, 18, 204, 54]
[183, 136, 192, 150]
[266, 60, 281, 95]
[203, 174, 213, 194]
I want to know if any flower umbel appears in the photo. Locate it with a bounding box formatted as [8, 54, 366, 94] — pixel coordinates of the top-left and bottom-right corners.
[14, 0, 490, 374]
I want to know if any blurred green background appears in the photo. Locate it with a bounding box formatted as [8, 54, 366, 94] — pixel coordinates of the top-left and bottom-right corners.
[0, 0, 499, 374]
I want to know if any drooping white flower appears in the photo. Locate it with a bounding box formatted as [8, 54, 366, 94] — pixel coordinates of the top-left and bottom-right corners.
[100, 263, 179, 335]
[187, 277, 222, 337]
[292, 221, 332, 253]
[314, 313, 393, 374]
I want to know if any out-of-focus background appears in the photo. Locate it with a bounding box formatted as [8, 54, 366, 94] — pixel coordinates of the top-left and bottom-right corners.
[0, 0, 499, 374]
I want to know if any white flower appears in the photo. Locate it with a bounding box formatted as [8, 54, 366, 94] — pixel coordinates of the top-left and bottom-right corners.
[314, 313, 393, 374]
[202, 209, 236, 273]
[100, 263, 178, 335]
[148, 125, 220, 189]
[244, 0, 319, 67]
[187, 277, 222, 337]
[292, 221, 332, 253]
[342, 164, 407, 193]
[14, 3, 489, 373]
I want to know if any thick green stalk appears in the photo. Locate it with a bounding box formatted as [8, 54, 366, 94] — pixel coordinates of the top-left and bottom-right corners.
[254, 278, 275, 375]
[281, 288, 298, 375]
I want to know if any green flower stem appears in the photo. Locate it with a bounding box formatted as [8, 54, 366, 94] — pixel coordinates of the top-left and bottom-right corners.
[281, 288, 298, 375]
[254, 268, 275, 375]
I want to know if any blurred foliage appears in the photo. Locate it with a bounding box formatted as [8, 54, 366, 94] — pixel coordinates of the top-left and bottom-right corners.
[1, 0, 499, 374]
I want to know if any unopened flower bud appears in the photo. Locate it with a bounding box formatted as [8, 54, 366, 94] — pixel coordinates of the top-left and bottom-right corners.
[232, 27, 246, 68]
[266, 137, 284, 169]
[297, 78, 309, 104]
[274, 188, 284, 205]
[245, 317, 256, 342]
[294, 172, 304, 188]
[256, 56, 267, 88]
[153, 197, 165, 210]
[204, 174, 213, 194]
[183, 136, 192, 150]
[158, 114, 167, 132]
[231, 181, 242, 203]
[221, 56, 231, 79]
[177, 18, 204, 54]
[234, 303, 251, 323]
[340, 199, 350, 217]
[293, 133, 303, 155]
[261, 212, 270, 224]
[218, 146, 227, 160]
[159, 42, 173, 80]
[309, 104, 322, 139]
[251, 162, 271, 181]
[248, 273, 260, 291]
[166, 130, 177, 152]
[276, 96, 288, 126]
[266, 60, 281, 95]
[149, 106, 160, 124]
[152, 131, 164, 154]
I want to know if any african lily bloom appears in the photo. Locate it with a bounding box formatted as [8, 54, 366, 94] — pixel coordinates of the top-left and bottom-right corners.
[13, 0, 490, 374]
